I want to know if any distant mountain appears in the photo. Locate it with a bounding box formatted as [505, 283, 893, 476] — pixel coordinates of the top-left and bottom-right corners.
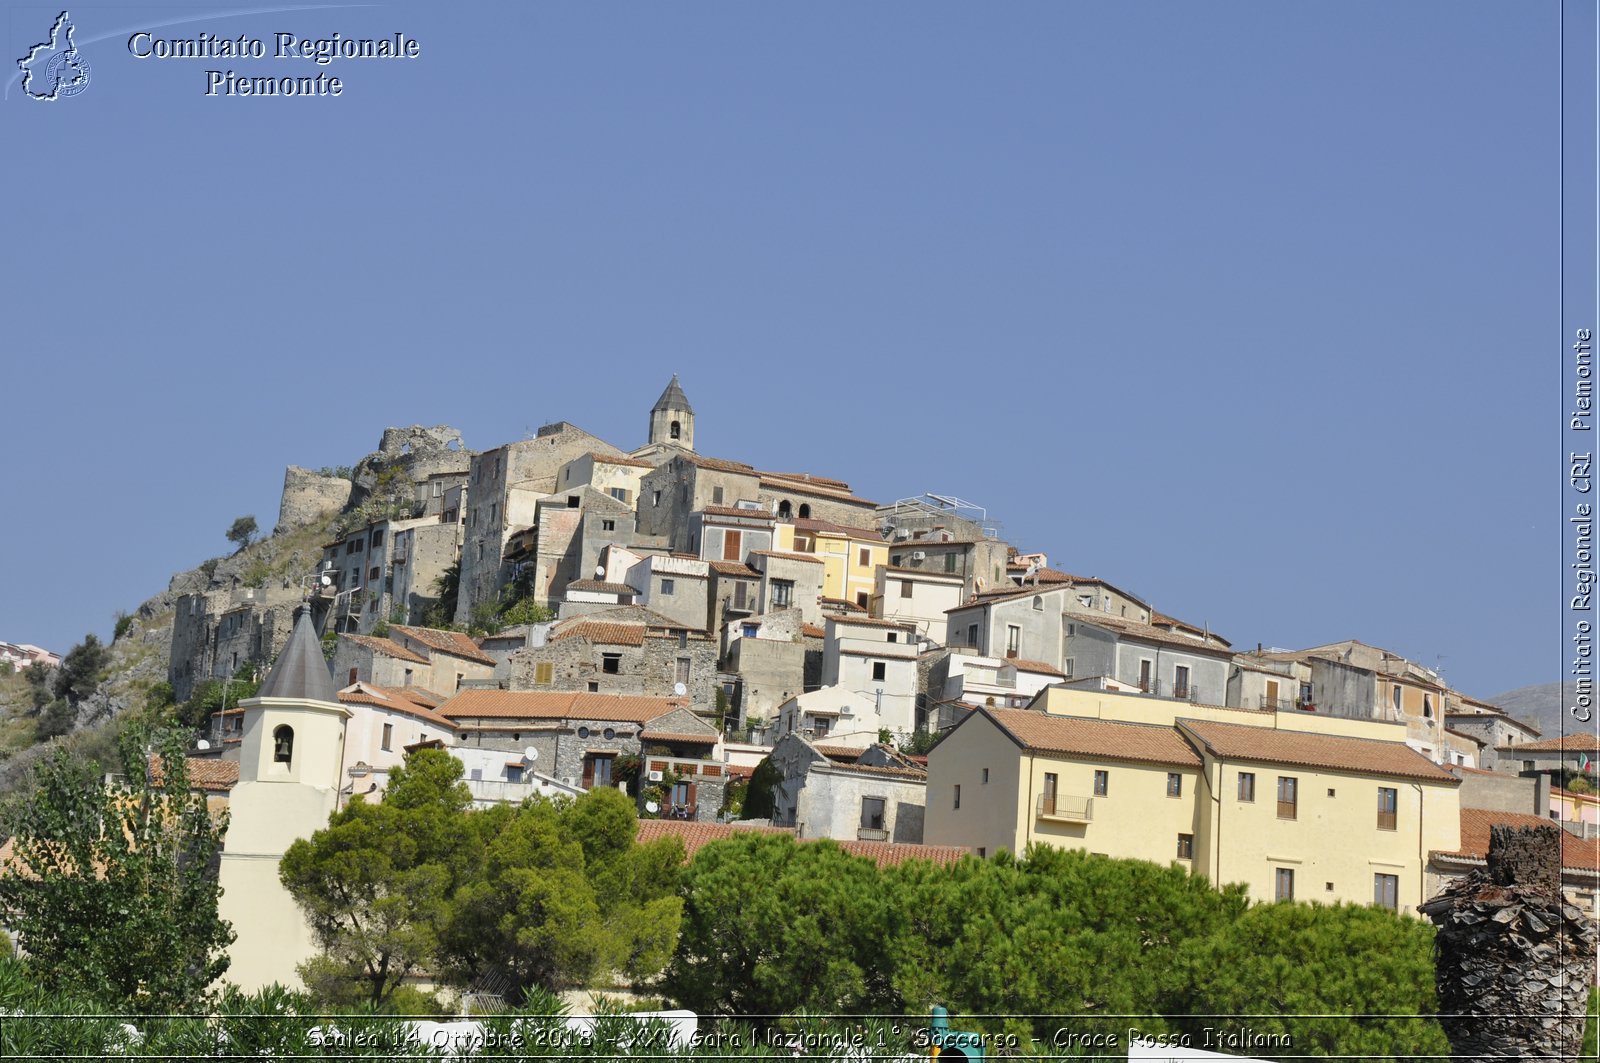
[1487, 683, 1568, 739]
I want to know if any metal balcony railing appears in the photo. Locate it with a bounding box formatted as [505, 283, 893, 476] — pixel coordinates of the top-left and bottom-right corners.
[1258, 696, 1295, 712]
[1037, 793, 1093, 823]
[857, 827, 889, 841]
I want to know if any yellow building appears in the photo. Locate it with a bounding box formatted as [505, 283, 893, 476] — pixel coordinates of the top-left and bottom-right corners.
[791, 517, 888, 609]
[926, 702, 1461, 916]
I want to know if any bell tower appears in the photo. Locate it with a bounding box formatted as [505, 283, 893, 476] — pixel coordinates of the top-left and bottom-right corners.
[647, 374, 695, 452]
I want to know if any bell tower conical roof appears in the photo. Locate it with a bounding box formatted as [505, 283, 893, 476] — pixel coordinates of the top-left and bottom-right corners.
[651, 374, 693, 415]
[255, 607, 338, 704]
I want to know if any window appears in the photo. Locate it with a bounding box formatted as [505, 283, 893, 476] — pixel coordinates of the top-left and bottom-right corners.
[1033, 596, 1043, 611]
[1374, 873, 1398, 910]
[712, 486, 724, 504]
[899, 580, 913, 599]
[856, 591, 869, 608]
[603, 727, 615, 740]
[588, 681, 599, 692]
[381, 723, 393, 751]
[1392, 685, 1402, 715]
[1238, 772, 1256, 802]
[741, 623, 759, 638]
[652, 490, 661, 508]
[871, 661, 887, 681]
[1177, 834, 1194, 859]
[1041, 771, 1058, 813]
[609, 487, 629, 504]
[1173, 664, 1190, 700]
[982, 768, 990, 784]
[1277, 776, 1298, 819]
[676, 658, 691, 685]
[771, 580, 794, 608]
[1064, 658, 1075, 679]
[506, 765, 524, 783]
[1093, 769, 1108, 797]
[670, 420, 681, 440]
[1006, 625, 1020, 656]
[577, 726, 591, 739]
[602, 519, 616, 532]
[1423, 694, 1433, 719]
[370, 529, 384, 548]
[953, 784, 961, 809]
[1166, 772, 1182, 797]
[891, 554, 903, 567]
[861, 797, 886, 830]
[369, 566, 380, 582]
[534, 662, 553, 685]
[273, 725, 294, 765]
[778, 500, 792, 518]
[1377, 787, 1398, 830]
[1275, 868, 1295, 901]
[943, 553, 958, 574]
[798, 504, 811, 518]
[661, 578, 675, 595]
[602, 653, 621, 674]
[1139, 659, 1153, 693]
[967, 624, 978, 646]
[583, 754, 615, 789]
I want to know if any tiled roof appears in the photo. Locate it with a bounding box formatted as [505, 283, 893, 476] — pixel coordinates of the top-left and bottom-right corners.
[1497, 732, 1600, 753]
[762, 472, 851, 490]
[825, 761, 928, 781]
[565, 580, 637, 595]
[549, 621, 647, 646]
[589, 451, 655, 468]
[338, 684, 459, 730]
[342, 634, 429, 665]
[834, 840, 966, 867]
[680, 453, 757, 474]
[801, 624, 826, 638]
[1179, 718, 1457, 782]
[750, 550, 825, 565]
[391, 625, 497, 666]
[147, 756, 239, 792]
[814, 744, 866, 761]
[822, 598, 868, 614]
[637, 819, 791, 859]
[709, 560, 762, 578]
[1150, 612, 1231, 647]
[1434, 808, 1600, 873]
[759, 475, 876, 506]
[795, 517, 884, 541]
[1006, 658, 1066, 678]
[985, 708, 1202, 768]
[634, 819, 965, 867]
[824, 613, 913, 630]
[640, 731, 718, 745]
[1067, 614, 1234, 657]
[700, 505, 775, 520]
[440, 689, 685, 722]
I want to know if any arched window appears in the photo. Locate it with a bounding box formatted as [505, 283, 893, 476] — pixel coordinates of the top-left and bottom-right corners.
[1423, 694, 1433, 719]
[777, 500, 792, 518]
[670, 420, 681, 440]
[1032, 596, 1043, 611]
[797, 504, 811, 518]
[273, 725, 294, 765]
[1392, 686, 1402, 715]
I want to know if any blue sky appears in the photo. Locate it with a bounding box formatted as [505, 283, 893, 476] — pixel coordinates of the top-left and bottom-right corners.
[0, 2, 1578, 700]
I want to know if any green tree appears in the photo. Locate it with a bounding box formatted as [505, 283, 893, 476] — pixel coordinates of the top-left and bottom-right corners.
[1168, 899, 1449, 1060]
[423, 561, 462, 628]
[21, 661, 52, 710]
[500, 596, 555, 627]
[52, 634, 108, 707]
[35, 699, 75, 741]
[0, 726, 234, 1010]
[739, 757, 779, 820]
[666, 833, 888, 1017]
[440, 787, 683, 1002]
[279, 748, 473, 1006]
[225, 514, 259, 551]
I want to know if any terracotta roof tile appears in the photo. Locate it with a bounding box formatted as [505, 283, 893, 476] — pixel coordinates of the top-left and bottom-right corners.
[1179, 718, 1457, 782]
[750, 550, 825, 565]
[1434, 808, 1600, 873]
[833, 840, 967, 867]
[391, 625, 497, 666]
[147, 757, 239, 792]
[338, 684, 460, 730]
[822, 598, 868, 614]
[795, 517, 884, 541]
[709, 560, 762, 578]
[700, 505, 776, 520]
[814, 744, 866, 761]
[549, 621, 647, 646]
[824, 613, 914, 630]
[341, 634, 428, 665]
[680, 453, 758, 474]
[565, 580, 637, 595]
[1006, 658, 1066, 678]
[801, 624, 827, 638]
[1498, 732, 1600, 753]
[762, 472, 851, 490]
[985, 708, 1202, 768]
[640, 731, 718, 745]
[1067, 614, 1233, 656]
[588, 452, 655, 468]
[440, 689, 685, 723]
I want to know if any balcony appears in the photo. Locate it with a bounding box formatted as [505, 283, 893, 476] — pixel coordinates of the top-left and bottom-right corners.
[661, 802, 698, 821]
[1037, 793, 1093, 823]
[857, 826, 889, 841]
[1258, 695, 1295, 712]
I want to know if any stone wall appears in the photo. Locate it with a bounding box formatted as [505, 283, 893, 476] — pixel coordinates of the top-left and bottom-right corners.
[277, 466, 353, 534]
[507, 633, 720, 710]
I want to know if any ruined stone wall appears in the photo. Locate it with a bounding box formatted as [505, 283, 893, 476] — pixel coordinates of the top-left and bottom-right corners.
[277, 466, 353, 534]
[507, 634, 719, 709]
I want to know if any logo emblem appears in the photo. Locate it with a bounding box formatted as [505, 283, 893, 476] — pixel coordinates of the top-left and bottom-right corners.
[18, 11, 91, 101]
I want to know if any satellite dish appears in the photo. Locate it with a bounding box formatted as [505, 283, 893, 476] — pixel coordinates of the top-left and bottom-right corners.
[195, 739, 210, 751]
[595, 565, 606, 578]
[645, 801, 660, 814]
[673, 682, 687, 697]
[522, 747, 538, 762]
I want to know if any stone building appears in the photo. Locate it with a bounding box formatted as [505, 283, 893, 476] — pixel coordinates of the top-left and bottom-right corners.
[517, 488, 637, 609]
[630, 375, 697, 464]
[455, 422, 630, 625]
[767, 735, 929, 843]
[330, 624, 497, 694]
[506, 606, 719, 711]
[169, 583, 303, 702]
[275, 466, 353, 533]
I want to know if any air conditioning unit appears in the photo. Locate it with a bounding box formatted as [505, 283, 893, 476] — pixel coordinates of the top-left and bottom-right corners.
[647, 769, 664, 782]
[911, 551, 926, 561]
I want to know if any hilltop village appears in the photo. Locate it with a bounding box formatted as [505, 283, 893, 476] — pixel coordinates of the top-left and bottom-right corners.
[161, 378, 1598, 990]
